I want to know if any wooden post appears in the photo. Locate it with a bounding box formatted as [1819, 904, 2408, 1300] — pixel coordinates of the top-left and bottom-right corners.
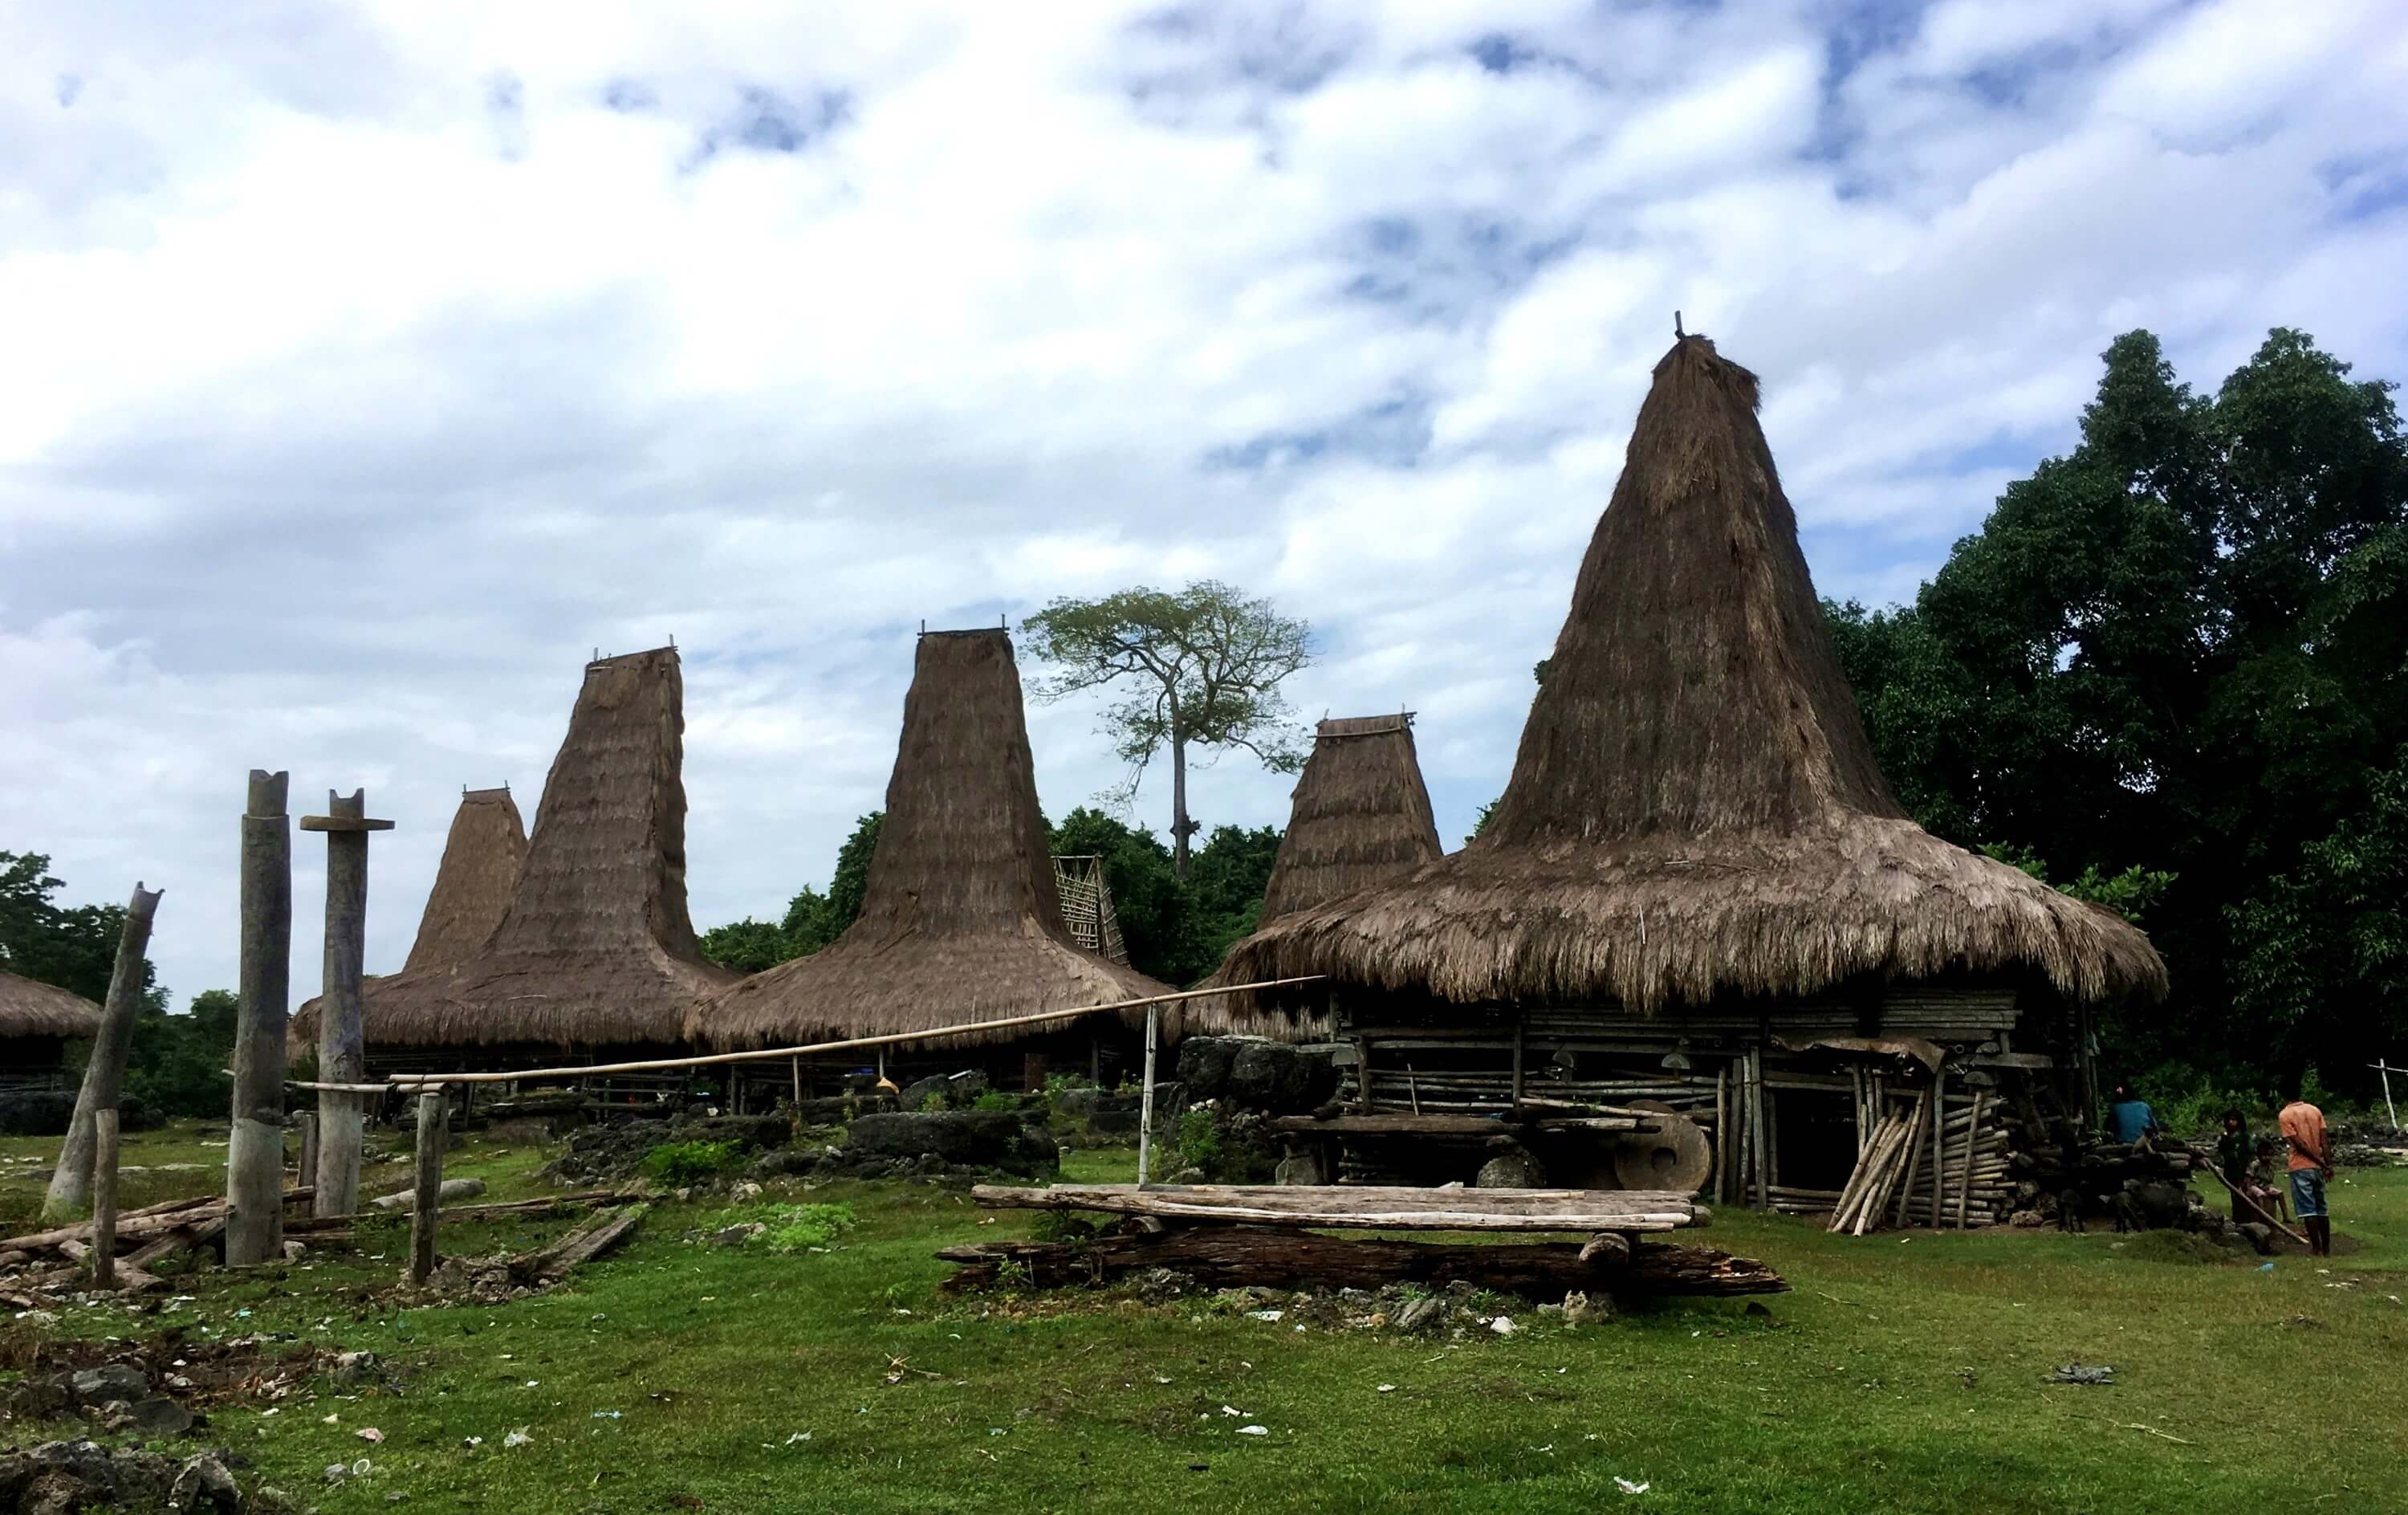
[791, 1055, 802, 1110]
[302, 789, 393, 1220]
[1954, 1090, 1983, 1229]
[1712, 1061, 1730, 1203]
[43, 882, 165, 1221]
[2370, 1061, 2399, 1130]
[89, 1110, 120, 1289]
[1891, 1089, 1927, 1228]
[1137, 1001, 1161, 1184]
[1510, 1016, 1525, 1108]
[1929, 1067, 1946, 1226]
[227, 770, 292, 1266]
[296, 1111, 319, 1186]
[409, 1091, 445, 1285]
[1749, 1048, 1770, 1212]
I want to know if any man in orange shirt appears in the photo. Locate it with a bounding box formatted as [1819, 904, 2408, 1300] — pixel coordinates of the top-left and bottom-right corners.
[2279, 1097, 2334, 1256]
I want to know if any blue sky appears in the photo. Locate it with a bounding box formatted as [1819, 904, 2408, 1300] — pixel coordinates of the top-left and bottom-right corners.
[3, 0, 2405, 1004]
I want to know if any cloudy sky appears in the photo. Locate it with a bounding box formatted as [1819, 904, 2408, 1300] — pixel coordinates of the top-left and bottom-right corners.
[5, 0, 2405, 1008]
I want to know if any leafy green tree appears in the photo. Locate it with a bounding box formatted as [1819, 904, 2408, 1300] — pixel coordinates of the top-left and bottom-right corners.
[1186, 824, 1283, 967]
[118, 989, 238, 1119]
[1829, 328, 2407, 1094]
[1023, 581, 1312, 876]
[698, 812, 885, 973]
[0, 851, 153, 1006]
[1051, 807, 1199, 983]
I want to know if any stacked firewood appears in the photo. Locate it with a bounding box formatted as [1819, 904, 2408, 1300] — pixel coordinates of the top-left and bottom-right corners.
[1827, 1089, 2015, 1233]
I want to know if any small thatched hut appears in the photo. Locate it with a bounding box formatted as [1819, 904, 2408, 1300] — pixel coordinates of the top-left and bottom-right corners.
[1222, 335, 2168, 1213]
[1199, 714, 1443, 1038]
[401, 787, 528, 975]
[696, 629, 1174, 1090]
[0, 971, 101, 1093]
[301, 647, 736, 1081]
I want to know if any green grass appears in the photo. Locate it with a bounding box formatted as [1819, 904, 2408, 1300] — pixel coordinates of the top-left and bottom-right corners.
[6, 1126, 2406, 1513]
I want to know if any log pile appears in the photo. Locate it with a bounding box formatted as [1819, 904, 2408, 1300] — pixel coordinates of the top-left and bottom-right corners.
[939, 1228, 1785, 1299]
[0, 1187, 316, 1285]
[950, 1181, 1784, 1301]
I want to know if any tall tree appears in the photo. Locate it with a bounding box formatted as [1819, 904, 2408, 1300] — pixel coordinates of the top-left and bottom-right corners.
[1828, 328, 2407, 1093]
[1023, 581, 1312, 876]
[698, 812, 885, 973]
[0, 851, 157, 1007]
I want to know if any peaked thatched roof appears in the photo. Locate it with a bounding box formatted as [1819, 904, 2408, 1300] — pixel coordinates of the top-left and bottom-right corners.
[1259, 715, 1444, 922]
[301, 647, 737, 1049]
[1220, 335, 2170, 1017]
[401, 788, 528, 975]
[0, 970, 101, 1040]
[694, 629, 1173, 1049]
[1191, 715, 1444, 1038]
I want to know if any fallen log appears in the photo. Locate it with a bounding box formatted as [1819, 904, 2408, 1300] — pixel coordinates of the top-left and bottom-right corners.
[124, 1215, 229, 1270]
[518, 1203, 648, 1284]
[370, 1177, 486, 1212]
[973, 1183, 1703, 1233]
[936, 1226, 1784, 1299]
[0, 1187, 312, 1256]
[284, 1190, 639, 1232]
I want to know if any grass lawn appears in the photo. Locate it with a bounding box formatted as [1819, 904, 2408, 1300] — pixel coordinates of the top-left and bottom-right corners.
[6, 1126, 2406, 1513]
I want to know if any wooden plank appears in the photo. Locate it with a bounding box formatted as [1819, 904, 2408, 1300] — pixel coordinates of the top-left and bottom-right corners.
[974, 1183, 1702, 1232]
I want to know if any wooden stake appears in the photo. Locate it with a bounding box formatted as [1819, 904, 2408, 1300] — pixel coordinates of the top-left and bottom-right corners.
[43, 883, 164, 1222]
[89, 1110, 120, 1289]
[1928, 1067, 1946, 1226]
[1136, 1001, 1160, 1184]
[409, 1092, 445, 1285]
[297, 1112, 319, 1187]
[1954, 1091, 1983, 1229]
[1712, 1061, 1730, 1203]
[1891, 1091, 1928, 1229]
[227, 770, 291, 1267]
[305, 788, 390, 1220]
[1750, 1049, 1770, 1213]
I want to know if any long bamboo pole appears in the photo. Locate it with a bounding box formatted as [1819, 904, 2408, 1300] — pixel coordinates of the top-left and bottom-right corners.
[1137, 1001, 1161, 1185]
[384, 977, 1324, 1086]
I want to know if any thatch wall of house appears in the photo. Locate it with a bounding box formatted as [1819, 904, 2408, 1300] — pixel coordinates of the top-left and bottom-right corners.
[694, 629, 1173, 1049]
[1221, 335, 2168, 1020]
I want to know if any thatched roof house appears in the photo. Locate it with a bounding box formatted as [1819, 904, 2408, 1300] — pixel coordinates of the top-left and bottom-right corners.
[401, 787, 528, 975]
[1224, 336, 2165, 1016]
[695, 629, 1173, 1064]
[301, 647, 735, 1057]
[1, 970, 102, 1088]
[0, 971, 102, 1041]
[1258, 715, 1443, 923]
[1199, 714, 1443, 1037]
[1223, 335, 2166, 1212]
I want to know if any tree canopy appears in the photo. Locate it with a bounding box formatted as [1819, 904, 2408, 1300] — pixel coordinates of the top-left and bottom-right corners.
[1829, 327, 2407, 1097]
[1022, 580, 1312, 876]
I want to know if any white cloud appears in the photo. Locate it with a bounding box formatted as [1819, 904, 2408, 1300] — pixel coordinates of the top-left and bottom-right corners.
[2, 0, 2404, 1001]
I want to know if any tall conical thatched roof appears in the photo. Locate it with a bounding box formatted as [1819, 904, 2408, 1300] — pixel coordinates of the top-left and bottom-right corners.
[0, 970, 101, 1040]
[694, 629, 1173, 1049]
[1221, 335, 2170, 1016]
[302, 647, 737, 1049]
[401, 788, 528, 975]
[1194, 715, 1445, 1038]
[1259, 715, 1444, 922]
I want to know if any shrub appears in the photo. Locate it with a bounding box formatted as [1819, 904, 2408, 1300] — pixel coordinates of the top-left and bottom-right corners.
[759, 1203, 858, 1252]
[971, 1089, 1015, 1112]
[641, 1139, 742, 1187]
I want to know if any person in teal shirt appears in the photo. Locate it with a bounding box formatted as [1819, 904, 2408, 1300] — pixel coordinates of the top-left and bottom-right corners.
[2108, 1085, 2158, 1146]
